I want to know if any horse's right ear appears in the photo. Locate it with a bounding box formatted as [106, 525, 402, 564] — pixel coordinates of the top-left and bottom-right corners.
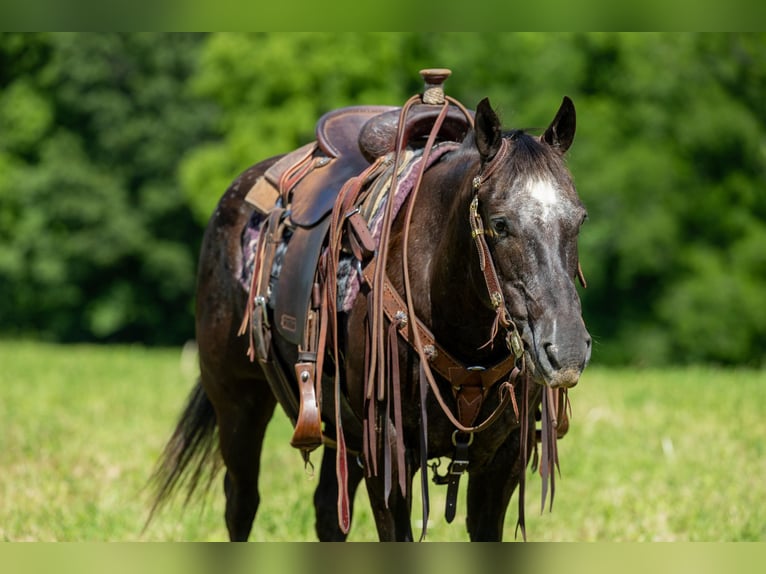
[475, 97, 502, 162]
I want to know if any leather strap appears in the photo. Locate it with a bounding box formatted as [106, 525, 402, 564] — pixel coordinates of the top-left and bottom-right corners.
[417, 360, 430, 542]
[467, 141, 517, 334]
[346, 209, 376, 261]
[322, 161, 386, 534]
[238, 207, 286, 362]
[469, 194, 507, 317]
[362, 264, 519, 430]
[278, 143, 318, 206]
[444, 433, 471, 523]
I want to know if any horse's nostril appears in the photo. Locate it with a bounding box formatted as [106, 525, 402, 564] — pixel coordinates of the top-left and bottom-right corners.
[582, 336, 592, 370]
[543, 342, 561, 369]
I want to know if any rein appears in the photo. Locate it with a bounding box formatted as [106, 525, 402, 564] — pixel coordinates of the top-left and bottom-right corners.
[316, 75, 567, 540]
[396, 133, 524, 434]
[400, 130, 535, 535]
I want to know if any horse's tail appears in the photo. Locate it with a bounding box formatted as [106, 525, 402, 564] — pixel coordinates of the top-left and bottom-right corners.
[144, 379, 220, 530]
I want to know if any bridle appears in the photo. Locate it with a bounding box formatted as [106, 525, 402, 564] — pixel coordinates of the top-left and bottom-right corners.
[324, 82, 564, 540]
[374, 109, 532, 536]
[381, 107, 525, 438]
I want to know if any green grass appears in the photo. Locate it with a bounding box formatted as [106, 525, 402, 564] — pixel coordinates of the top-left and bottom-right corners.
[1, 340, 764, 541]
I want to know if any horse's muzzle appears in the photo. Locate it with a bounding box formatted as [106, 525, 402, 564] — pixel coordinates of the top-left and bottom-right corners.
[528, 323, 591, 389]
[546, 366, 582, 389]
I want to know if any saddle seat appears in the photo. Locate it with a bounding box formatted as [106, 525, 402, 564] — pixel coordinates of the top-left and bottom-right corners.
[245, 106, 395, 226]
[245, 104, 473, 225]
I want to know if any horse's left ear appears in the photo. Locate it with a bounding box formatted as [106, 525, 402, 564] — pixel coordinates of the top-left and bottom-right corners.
[475, 97, 503, 162]
[542, 96, 576, 153]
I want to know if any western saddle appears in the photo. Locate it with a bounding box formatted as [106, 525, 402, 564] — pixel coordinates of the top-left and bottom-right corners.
[240, 69, 474, 455]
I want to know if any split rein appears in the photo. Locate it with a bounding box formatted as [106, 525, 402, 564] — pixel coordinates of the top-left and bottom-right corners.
[363, 98, 528, 538]
[392, 102, 525, 439]
[319, 96, 534, 539]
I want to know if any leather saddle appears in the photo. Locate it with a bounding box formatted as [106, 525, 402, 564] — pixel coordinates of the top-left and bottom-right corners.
[245, 104, 473, 346]
[246, 106, 394, 348]
[242, 99, 473, 451]
[246, 103, 472, 226]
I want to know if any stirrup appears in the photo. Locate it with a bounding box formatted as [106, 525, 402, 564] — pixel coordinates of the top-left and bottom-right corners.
[290, 360, 323, 451]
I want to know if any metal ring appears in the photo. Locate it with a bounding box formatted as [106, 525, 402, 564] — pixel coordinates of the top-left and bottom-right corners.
[451, 430, 475, 447]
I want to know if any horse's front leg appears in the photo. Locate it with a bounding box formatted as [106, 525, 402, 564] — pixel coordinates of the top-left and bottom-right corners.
[465, 426, 531, 541]
[313, 445, 364, 541]
[364, 475, 414, 541]
[363, 439, 415, 541]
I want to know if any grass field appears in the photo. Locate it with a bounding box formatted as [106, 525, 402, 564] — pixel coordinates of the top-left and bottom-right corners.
[1, 340, 764, 542]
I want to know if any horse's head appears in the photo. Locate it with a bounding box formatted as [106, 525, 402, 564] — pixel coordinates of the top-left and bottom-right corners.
[472, 97, 591, 388]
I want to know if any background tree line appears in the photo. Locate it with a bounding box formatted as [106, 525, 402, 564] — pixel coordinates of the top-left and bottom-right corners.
[0, 33, 764, 366]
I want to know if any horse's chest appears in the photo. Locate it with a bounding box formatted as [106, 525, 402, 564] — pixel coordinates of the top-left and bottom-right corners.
[403, 398, 518, 465]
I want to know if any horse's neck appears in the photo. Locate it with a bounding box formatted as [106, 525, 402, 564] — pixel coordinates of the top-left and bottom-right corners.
[405, 156, 501, 363]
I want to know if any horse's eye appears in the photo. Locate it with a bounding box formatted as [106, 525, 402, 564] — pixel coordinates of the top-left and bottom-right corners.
[490, 217, 511, 238]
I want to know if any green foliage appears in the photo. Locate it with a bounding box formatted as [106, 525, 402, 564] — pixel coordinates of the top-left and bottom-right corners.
[1, 33, 765, 364]
[564, 33, 766, 366]
[180, 33, 416, 223]
[0, 33, 217, 343]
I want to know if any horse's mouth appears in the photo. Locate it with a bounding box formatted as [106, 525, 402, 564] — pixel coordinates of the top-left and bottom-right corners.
[526, 355, 581, 389]
[546, 367, 581, 389]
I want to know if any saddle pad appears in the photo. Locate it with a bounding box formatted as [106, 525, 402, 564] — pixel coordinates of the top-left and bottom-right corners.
[336, 141, 459, 311]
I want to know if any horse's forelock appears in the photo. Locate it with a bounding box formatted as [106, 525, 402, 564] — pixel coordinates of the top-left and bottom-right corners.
[505, 131, 567, 174]
[464, 128, 570, 179]
[449, 128, 575, 211]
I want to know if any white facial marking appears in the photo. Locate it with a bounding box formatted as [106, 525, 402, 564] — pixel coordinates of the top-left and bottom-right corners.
[527, 177, 560, 221]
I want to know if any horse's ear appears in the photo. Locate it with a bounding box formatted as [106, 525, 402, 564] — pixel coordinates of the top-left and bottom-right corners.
[475, 97, 503, 162]
[542, 96, 576, 153]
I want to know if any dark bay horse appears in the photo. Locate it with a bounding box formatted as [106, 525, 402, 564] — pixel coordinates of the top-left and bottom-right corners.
[149, 91, 591, 541]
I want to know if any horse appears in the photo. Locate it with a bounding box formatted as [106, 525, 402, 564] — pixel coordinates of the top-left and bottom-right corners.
[148, 78, 591, 541]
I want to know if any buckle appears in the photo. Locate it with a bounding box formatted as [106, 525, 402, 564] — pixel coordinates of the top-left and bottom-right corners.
[449, 458, 469, 476]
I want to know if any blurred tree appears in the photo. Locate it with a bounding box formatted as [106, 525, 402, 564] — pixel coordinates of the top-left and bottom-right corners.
[0, 33, 217, 343]
[1, 33, 764, 365]
[179, 32, 422, 223]
[564, 33, 766, 365]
